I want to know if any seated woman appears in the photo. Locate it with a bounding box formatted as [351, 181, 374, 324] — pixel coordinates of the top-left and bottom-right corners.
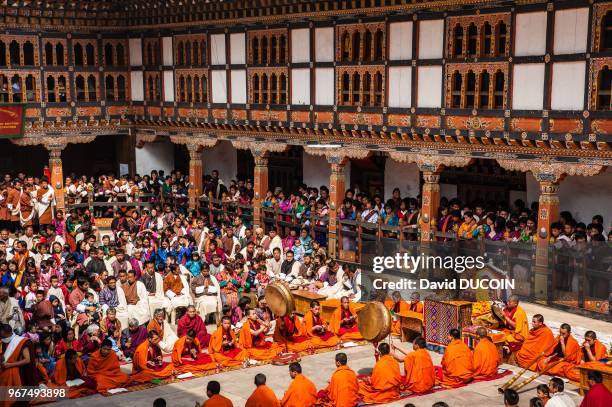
[79, 324, 103, 356]
[51, 349, 96, 399]
[54, 328, 82, 359]
[238, 308, 280, 361]
[172, 329, 217, 373]
[329, 296, 363, 341]
[131, 330, 175, 383]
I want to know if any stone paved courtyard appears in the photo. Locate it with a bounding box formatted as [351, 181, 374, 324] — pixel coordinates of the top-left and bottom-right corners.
[50, 301, 608, 407]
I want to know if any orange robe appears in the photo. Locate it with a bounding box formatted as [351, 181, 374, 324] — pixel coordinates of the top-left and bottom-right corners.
[514, 325, 556, 369]
[172, 336, 217, 373]
[472, 338, 500, 379]
[280, 373, 317, 407]
[87, 349, 131, 392]
[273, 315, 313, 353]
[329, 304, 363, 341]
[208, 326, 249, 367]
[0, 337, 30, 407]
[202, 394, 234, 406]
[358, 354, 402, 403]
[51, 356, 96, 399]
[245, 384, 280, 407]
[303, 311, 338, 349]
[321, 365, 359, 407]
[130, 340, 174, 383]
[384, 299, 410, 336]
[403, 348, 435, 393]
[537, 335, 582, 382]
[238, 320, 280, 361]
[502, 306, 529, 347]
[440, 339, 474, 388]
[147, 319, 165, 338]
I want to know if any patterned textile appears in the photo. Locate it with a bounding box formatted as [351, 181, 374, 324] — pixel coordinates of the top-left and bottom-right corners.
[424, 300, 473, 346]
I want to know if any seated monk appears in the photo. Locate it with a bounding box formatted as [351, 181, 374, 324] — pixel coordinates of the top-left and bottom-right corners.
[147, 308, 178, 353]
[239, 308, 280, 361]
[580, 330, 609, 370]
[199, 380, 234, 407]
[172, 329, 217, 373]
[303, 300, 338, 349]
[384, 291, 409, 336]
[439, 328, 473, 388]
[536, 323, 582, 382]
[317, 352, 359, 407]
[131, 330, 175, 383]
[408, 292, 424, 314]
[177, 305, 211, 347]
[500, 295, 529, 353]
[245, 373, 280, 407]
[392, 336, 435, 393]
[273, 312, 313, 353]
[329, 296, 363, 341]
[87, 339, 131, 393]
[280, 362, 317, 407]
[358, 342, 402, 404]
[514, 314, 556, 369]
[472, 327, 501, 380]
[0, 323, 37, 404]
[208, 316, 249, 367]
[51, 349, 96, 398]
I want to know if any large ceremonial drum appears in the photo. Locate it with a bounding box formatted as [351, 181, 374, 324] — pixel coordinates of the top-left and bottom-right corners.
[265, 281, 295, 317]
[358, 302, 392, 342]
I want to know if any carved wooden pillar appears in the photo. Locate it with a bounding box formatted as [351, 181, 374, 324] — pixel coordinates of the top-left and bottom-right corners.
[47, 143, 66, 211]
[420, 169, 442, 242]
[252, 150, 269, 229]
[187, 144, 203, 209]
[328, 157, 347, 258]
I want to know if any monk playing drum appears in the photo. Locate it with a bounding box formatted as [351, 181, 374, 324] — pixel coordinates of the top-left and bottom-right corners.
[329, 296, 363, 341]
[500, 295, 529, 352]
[239, 308, 280, 361]
[208, 316, 249, 367]
[303, 300, 338, 349]
[384, 291, 409, 336]
[172, 329, 217, 373]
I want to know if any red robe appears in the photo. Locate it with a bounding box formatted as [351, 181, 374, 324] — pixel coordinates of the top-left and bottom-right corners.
[177, 314, 211, 347]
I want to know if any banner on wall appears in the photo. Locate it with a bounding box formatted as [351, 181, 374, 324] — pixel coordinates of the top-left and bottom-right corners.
[0, 104, 25, 138]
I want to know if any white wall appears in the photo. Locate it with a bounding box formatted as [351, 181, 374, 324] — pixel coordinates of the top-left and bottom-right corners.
[200, 141, 237, 186]
[526, 168, 612, 225]
[136, 140, 175, 176]
[302, 154, 351, 190]
[384, 160, 420, 200]
[129, 38, 142, 66]
[418, 19, 444, 59]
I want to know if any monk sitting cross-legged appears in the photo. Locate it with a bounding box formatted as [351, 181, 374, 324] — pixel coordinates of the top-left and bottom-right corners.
[513, 314, 556, 369]
[384, 291, 409, 336]
[208, 316, 249, 367]
[239, 308, 280, 361]
[131, 330, 175, 383]
[579, 330, 609, 372]
[303, 300, 338, 349]
[392, 336, 435, 393]
[87, 339, 131, 393]
[358, 342, 402, 404]
[245, 373, 280, 407]
[172, 329, 217, 374]
[536, 323, 582, 382]
[329, 296, 363, 341]
[197, 380, 234, 407]
[439, 328, 474, 388]
[51, 349, 97, 399]
[500, 295, 529, 353]
[317, 352, 359, 407]
[280, 362, 317, 407]
[471, 327, 501, 380]
[177, 305, 211, 348]
[273, 312, 313, 353]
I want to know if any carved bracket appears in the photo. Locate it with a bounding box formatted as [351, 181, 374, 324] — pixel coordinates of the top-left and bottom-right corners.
[11, 135, 96, 147]
[388, 151, 473, 173]
[231, 140, 288, 157]
[303, 146, 371, 164]
[497, 159, 606, 183]
[169, 135, 218, 151]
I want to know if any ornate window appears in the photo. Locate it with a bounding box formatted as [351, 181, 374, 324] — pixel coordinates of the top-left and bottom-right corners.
[496, 21, 507, 57]
[87, 75, 97, 101]
[105, 43, 114, 66]
[0, 41, 5, 66]
[341, 32, 350, 62]
[453, 25, 464, 58]
[177, 41, 185, 65]
[493, 70, 504, 108]
[249, 68, 288, 104]
[467, 24, 478, 58]
[76, 75, 86, 101]
[117, 75, 127, 101]
[56, 44, 65, 65]
[604, 11, 612, 51]
[145, 72, 162, 101]
[85, 44, 95, 65]
[261, 37, 268, 64]
[105, 75, 115, 100]
[482, 23, 492, 57]
[337, 24, 386, 63]
[253, 74, 260, 103]
[465, 70, 476, 108]
[597, 66, 611, 110]
[9, 41, 20, 65]
[45, 43, 54, 65]
[446, 63, 507, 109]
[447, 13, 510, 58]
[337, 67, 385, 107]
[74, 43, 84, 65]
[11, 75, 22, 102]
[0, 75, 8, 102]
[479, 71, 490, 108]
[46, 74, 68, 103]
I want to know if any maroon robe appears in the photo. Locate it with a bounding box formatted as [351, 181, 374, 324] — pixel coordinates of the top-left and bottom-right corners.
[177, 314, 211, 347]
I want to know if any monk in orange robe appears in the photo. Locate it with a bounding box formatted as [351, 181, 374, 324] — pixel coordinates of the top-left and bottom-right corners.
[536, 323, 582, 381]
[500, 295, 529, 352]
[0, 325, 35, 407]
[394, 336, 435, 393]
[358, 342, 402, 404]
[384, 291, 410, 336]
[200, 380, 234, 406]
[51, 350, 97, 399]
[245, 373, 280, 407]
[280, 362, 317, 407]
[208, 316, 249, 367]
[318, 352, 359, 407]
[239, 308, 280, 361]
[329, 296, 363, 341]
[131, 330, 175, 383]
[471, 327, 501, 380]
[172, 330, 217, 373]
[578, 330, 609, 373]
[440, 329, 473, 388]
[87, 339, 131, 392]
[514, 314, 556, 369]
[303, 300, 338, 349]
[273, 312, 313, 353]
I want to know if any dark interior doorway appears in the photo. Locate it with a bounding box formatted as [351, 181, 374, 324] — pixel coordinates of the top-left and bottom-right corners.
[350, 154, 386, 198]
